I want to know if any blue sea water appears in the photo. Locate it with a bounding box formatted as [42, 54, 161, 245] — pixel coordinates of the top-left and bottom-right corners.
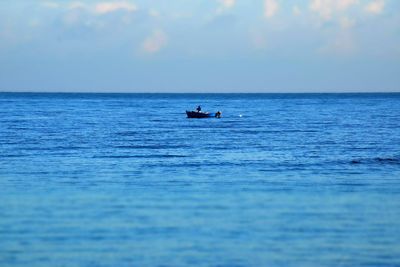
[1, 93, 400, 267]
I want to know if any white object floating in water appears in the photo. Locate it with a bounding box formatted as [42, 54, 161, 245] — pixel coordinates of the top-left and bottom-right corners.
[239, 114, 243, 117]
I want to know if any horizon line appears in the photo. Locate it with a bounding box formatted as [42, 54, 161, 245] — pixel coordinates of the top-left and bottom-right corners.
[1, 91, 400, 94]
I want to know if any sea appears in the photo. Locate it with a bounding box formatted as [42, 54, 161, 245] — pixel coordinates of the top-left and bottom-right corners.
[1, 93, 400, 267]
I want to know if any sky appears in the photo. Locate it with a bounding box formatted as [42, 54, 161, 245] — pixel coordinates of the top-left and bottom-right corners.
[0, 0, 399, 93]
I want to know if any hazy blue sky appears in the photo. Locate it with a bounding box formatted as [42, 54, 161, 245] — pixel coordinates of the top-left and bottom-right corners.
[0, 0, 399, 92]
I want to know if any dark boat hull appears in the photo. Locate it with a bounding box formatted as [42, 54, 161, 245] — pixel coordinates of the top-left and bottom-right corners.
[186, 111, 215, 118]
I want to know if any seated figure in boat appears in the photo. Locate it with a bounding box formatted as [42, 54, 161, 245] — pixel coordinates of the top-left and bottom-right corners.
[196, 105, 201, 112]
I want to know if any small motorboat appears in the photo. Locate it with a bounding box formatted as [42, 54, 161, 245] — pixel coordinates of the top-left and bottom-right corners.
[186, 110, 221, 118]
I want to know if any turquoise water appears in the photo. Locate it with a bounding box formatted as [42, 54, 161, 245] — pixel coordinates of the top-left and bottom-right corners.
[1, 93, 400, 266]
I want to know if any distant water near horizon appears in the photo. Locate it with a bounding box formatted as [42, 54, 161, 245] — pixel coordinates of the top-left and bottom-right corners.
[1, 92, 400, 266]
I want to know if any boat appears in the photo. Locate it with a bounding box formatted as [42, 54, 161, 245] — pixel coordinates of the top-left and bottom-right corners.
[186, 110, 221, 118]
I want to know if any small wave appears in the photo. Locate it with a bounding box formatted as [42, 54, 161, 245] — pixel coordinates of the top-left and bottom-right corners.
[113, 144, 189, 149]
[0, 154, 27, 158]
[93, 154, 187, 159]
[115, 131, 137, 136]
[22, 146, 89, 151]
[374, 157, 400, 164]
[350, 157, 400, 165]
[335, 182, 369, 187]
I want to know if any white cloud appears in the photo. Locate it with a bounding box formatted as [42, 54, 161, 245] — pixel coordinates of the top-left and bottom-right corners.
[220, 0, 235, 9]
[310, 0, 358, 20]
[94, 2, 137, 15]
[319, 32, 357, 55]
[216, 0, 235, 14]
[44, 1, 137, 15]
[264, 0, 279, 18]
[310, 0, 329, 20]
[142, 30, 168, 53]
[339, 16, 355, 29]
[41, 1, 60, 9]
[29, 19, 41, 28]
[251, 31, 268, 49]
[337, 0, 359, 10]
[292, 5, 302, 16]
[149, 9, 160, 18]
[63, 10, 82, 26]
[68, 2, 86, 10]
[365, 0, 385, 14]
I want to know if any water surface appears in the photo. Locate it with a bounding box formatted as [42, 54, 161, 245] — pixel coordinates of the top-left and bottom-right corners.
[1, 93, 400, 266]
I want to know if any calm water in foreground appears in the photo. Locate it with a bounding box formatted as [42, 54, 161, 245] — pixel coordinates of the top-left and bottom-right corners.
[1, 93, 400, 266]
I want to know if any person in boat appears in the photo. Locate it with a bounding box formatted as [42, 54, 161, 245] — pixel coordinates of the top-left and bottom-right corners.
[215, 111, 221, 118]
[196, 105, 201, 112]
